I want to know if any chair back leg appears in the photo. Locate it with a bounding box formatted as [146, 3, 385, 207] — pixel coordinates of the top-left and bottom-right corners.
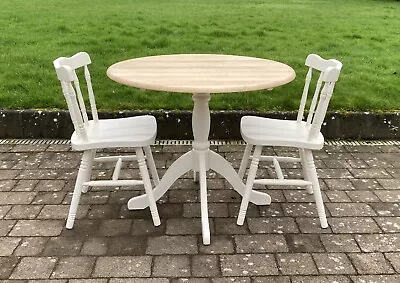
[238, 143, 253, 179]
[304, 149, 328, 228]
[144, 146, 160, 186]
[237, 145, 262, 225]
[136, 147, 161, 226]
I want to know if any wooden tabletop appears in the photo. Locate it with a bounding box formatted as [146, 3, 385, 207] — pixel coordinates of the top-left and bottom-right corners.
[107, 54, 296, 94]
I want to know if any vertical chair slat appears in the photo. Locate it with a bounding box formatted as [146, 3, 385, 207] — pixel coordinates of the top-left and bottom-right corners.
[63, 81, 88, 141]
[306, 72, 324, 126]
[73, 79, 89, 124]
[297, 68, 312, 123]
[84, 65, 99, 121]
[309, 82, 335, 140]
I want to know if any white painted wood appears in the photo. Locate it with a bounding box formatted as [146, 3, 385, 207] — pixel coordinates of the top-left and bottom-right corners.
[207, 150, 271, 205]
[241, 117, 325, 149]
[128, 151, 194, 210]
[192, 93, 211, 150]
[73, 79, 89, 124]
[136, 147, 160, 226]
[272, 157, 284, 180]
[68, 116, 157, 150]
[237, 145, 262, 225]
[54, 52, 160, 229]
[198, 151, 210, 245]
[299, 148, 313, 194]
[238, 54, 342, 228]
[259, 156, 301, 163]
[94, 155, 137, 162]
[81, 149, 95, 194]
[127, 149, 272, 209]
[126, 146, 272, 245]
[306, 73, 324, 127]
[83, 180, 144, 187]
[112, 158, 123, 181]
[305, 149, 328, 228]
[107, 54, 295, 94]
[144, 146, 160, 186]
[60, 79, 88, 141]
[297, 68, 312, 123]
[191, 93, 211, 173]
[305, 54, 339, 72]
[238, 143, 252, 179]
[66, 150, 91, 229]
[84, 65, 98, 121]
[254, 179, 312, 186]
[309, 77, 338, 140]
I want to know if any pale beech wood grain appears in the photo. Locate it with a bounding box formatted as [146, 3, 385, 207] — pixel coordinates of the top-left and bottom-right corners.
[107, 54, 296, 94]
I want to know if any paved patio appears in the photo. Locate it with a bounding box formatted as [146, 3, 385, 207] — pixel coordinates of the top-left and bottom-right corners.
[0, 141, 400, 282]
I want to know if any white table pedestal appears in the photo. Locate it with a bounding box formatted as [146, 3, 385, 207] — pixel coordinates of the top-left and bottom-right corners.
[127, 93, 271, 245]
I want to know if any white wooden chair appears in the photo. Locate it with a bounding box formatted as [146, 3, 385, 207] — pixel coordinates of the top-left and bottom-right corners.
[237, 54, 343, 228]
[53, 52, 160, 229]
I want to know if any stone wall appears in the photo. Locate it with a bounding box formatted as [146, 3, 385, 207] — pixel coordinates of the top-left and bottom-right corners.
[0, 110, 399, 140]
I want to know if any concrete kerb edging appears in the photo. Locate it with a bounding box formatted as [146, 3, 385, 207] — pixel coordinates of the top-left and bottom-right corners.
[0, 109, 399, 140]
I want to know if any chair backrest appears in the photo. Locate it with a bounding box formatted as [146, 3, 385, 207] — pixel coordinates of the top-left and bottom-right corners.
[53, 52, 99, 140]
[296, 54, 343, 140]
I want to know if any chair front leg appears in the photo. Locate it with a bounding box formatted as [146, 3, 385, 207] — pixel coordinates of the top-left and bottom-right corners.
[66, 150, 92, 229]
[237, 145, 262, 225]
[238, 143, 253, 179]
[304, 149, 328, 228]
[136, 147, 160, 226]
[144, 146, 160, 186]
[81, 149, 96, 193]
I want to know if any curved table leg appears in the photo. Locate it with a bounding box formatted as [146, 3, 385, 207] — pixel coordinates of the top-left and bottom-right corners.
[208, 150, 271, 205]
[128, 91, 271, 246]
[127, 150, 193, 210]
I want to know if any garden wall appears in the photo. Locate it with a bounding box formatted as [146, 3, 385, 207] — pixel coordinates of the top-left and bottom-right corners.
[0, 110, 399, 140]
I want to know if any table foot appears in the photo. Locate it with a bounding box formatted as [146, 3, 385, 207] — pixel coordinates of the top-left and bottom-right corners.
[128, 149, 271, 209]
[127, 148, 271, 246]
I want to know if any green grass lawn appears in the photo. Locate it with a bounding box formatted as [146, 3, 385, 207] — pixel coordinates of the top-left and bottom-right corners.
[0, 0, 399, 112]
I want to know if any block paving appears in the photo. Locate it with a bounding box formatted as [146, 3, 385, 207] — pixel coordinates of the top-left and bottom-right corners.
[0, 142, 400, 282]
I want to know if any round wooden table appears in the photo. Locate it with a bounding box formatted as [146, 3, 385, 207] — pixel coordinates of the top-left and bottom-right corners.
[107, 54, 295, 245]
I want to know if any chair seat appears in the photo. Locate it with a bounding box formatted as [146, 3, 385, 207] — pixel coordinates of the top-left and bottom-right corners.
[241, 116, 324, 150]
[71, 115, 157, 150]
